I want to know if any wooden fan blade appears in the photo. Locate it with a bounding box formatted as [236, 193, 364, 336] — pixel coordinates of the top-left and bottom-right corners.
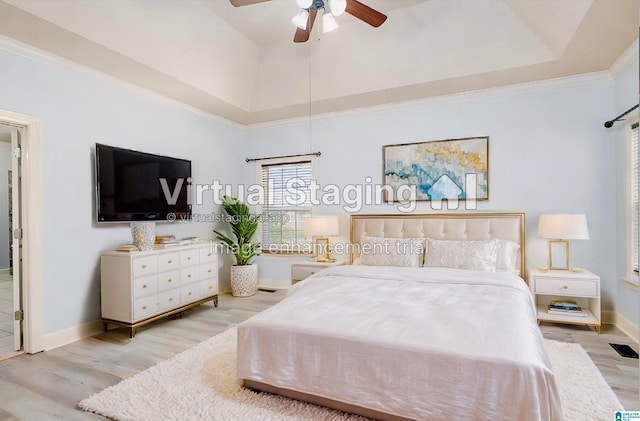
[293, 9, 318, 43]
[230, 0, 271, 7]
[345, 0, 387, 27]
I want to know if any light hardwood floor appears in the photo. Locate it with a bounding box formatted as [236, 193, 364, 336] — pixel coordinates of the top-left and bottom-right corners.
[0, 290, 637, 420]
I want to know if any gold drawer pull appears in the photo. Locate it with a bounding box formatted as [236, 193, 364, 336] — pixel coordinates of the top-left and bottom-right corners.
[142, 306, 147, 310]
[208, 269, 212, 273]
[208, 253, 212, 256]
[188, 256, 191, 260]
[188, 274, 192, 278]
[168, 279, 172, 283]
[168, 259, 172, 264]
[142, 284, 147, 288]
[563, 285, 568, 289]
[141, 264, 147, 269]
[188, 292, 192, 296]
[169, 298, 173, 302]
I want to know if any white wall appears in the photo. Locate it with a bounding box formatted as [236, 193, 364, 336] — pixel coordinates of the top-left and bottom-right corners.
[244, 78, 620, 311]
[614, 54, 640, 325]
[0, 38, 633, 335]
[0, 46, 243, 334]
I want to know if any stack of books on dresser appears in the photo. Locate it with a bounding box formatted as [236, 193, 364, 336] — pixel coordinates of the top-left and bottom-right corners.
[154, 235, 200, 248]
[547, 299, 587, 317]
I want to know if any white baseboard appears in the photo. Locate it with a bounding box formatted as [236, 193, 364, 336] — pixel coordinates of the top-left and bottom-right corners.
[609, 311, 639, 343]
[43, 320, 103, 351]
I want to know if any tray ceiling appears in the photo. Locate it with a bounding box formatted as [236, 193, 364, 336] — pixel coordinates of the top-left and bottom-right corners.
[0, 0, 637, 124]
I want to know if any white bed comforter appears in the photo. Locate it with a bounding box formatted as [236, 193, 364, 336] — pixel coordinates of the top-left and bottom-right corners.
[237, 266, 563, 421]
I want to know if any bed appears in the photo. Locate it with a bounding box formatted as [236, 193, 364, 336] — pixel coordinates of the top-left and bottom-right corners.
[237, 213, 563, 420]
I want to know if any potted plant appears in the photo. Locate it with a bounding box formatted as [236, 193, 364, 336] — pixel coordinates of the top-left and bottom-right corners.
[213, 196, 261, 297]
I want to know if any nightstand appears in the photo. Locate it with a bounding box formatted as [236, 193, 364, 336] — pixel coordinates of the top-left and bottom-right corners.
[528, 267, 601, 333]
[291, 260, 346, 283]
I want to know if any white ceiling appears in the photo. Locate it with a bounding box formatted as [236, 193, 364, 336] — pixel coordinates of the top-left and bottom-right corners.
[0, 0, 637, 125]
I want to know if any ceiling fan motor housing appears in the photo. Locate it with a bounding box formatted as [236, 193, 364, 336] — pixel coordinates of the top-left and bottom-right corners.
[310, 0, 325, 11]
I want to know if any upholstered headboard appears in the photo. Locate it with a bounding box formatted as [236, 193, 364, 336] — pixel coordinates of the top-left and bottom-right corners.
[350, 212, 526, 280]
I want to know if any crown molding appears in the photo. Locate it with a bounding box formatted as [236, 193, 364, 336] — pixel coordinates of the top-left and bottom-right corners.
[0, 35, 244, 130]
[609, 38, 638, 79]
[248, 71, 613, 131]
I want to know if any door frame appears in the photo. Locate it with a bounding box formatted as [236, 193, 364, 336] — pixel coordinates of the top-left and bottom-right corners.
[0, 109, 43, 353]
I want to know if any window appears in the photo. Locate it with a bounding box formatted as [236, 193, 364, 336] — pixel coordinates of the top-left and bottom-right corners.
[260, 160, 312, 252]
[631, 122, 639, 275]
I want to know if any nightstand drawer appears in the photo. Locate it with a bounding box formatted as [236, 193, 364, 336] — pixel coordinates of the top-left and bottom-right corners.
[292, 265, 323, 281]
[534, 278, 597, 297]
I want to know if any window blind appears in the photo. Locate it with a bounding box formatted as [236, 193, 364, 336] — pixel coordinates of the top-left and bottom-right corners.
[261, 161, 312, 251]
[632, 122, 639, 273]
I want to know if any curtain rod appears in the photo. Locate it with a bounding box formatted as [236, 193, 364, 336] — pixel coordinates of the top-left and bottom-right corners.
[245, 151, 321, 163]
[604, 104, 639, 128]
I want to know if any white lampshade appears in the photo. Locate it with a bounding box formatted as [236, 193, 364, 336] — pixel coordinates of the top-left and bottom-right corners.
[323, 12, 339, 33]
[304, 216, 339, 237]
[292, 9, 309, 30]
[296, 0, 313, 8]
[538, 214, 590, 240]
[329, 0, 347, 16]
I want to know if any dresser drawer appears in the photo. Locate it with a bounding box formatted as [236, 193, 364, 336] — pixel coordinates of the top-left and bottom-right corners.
[133, 274, 158, 297]
[181, 284, 200, 304]
[200, 279, 218, 297]
[199, 263, 217, 280]
[199, 247, 216, 263]
[535, 277, 597, 297]
[158, 289, 180, 311]
[181, 249, 199, 266]
[132, 256, 157, 277]
[157, 252, 180, 272]
[133, 295, 158, 320]
[181, 267, 198, 284]
[158, 270, 180, 291]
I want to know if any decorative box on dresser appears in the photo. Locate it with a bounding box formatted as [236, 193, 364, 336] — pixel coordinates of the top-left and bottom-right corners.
[528, 267, 601, 333]
[101, 242, 218, 337]
[291, 260, 346, 283]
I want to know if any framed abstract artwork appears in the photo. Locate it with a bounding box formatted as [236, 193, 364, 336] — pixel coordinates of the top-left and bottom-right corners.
[382, 136, 489, 202]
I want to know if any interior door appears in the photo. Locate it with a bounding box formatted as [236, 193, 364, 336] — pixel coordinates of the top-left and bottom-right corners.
[11, 127, 21, 351]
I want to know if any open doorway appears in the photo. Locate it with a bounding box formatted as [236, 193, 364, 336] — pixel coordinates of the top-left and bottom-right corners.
[0, 123, 20, 359]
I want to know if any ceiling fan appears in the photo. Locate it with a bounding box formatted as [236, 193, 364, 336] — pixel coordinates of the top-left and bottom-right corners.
[230, 0, 387, 43]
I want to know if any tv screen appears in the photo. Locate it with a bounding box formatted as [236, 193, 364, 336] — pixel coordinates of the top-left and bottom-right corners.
[95, 143, 192, 222]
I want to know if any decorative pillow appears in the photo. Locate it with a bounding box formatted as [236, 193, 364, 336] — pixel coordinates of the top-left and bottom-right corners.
[423, 238, 499, 272]
[359, 236, 425, 267]
[496, 239, 520, 274]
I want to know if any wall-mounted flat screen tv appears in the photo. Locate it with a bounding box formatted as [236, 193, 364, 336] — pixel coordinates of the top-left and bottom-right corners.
[95, 143, 192, 222]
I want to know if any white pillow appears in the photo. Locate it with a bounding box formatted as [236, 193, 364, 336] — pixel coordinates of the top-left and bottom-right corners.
[496, 239, 520, 274]
[359, 236, 425, 267]
[423, 238, 499, 272]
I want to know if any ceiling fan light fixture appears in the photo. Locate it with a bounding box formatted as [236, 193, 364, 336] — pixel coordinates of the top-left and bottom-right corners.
[328, 0, 346, 16]
[292, 9, 309, 30]
[323, 11, 339, 33]
[295, 0, 313, 8]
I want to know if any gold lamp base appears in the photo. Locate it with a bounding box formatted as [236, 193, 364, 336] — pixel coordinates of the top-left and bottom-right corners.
[548, 239, 570, 270]
[314, 237, 335, 262]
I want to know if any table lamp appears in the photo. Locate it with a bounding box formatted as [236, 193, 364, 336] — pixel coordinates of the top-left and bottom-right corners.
[304, 216, 339, 262]
[538, 214, 590, 271]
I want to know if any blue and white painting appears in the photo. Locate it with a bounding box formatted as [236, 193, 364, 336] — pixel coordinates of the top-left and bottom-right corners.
[383, 137, 489, 201]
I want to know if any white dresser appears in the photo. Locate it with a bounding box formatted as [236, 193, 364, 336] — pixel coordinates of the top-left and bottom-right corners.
[101, 242, 218, 337]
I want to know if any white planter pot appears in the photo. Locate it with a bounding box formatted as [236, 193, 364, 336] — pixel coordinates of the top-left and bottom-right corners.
[230, 264, 258, 297]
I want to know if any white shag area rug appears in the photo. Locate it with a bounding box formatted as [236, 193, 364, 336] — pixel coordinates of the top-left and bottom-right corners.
[79, 328, 623, 421]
